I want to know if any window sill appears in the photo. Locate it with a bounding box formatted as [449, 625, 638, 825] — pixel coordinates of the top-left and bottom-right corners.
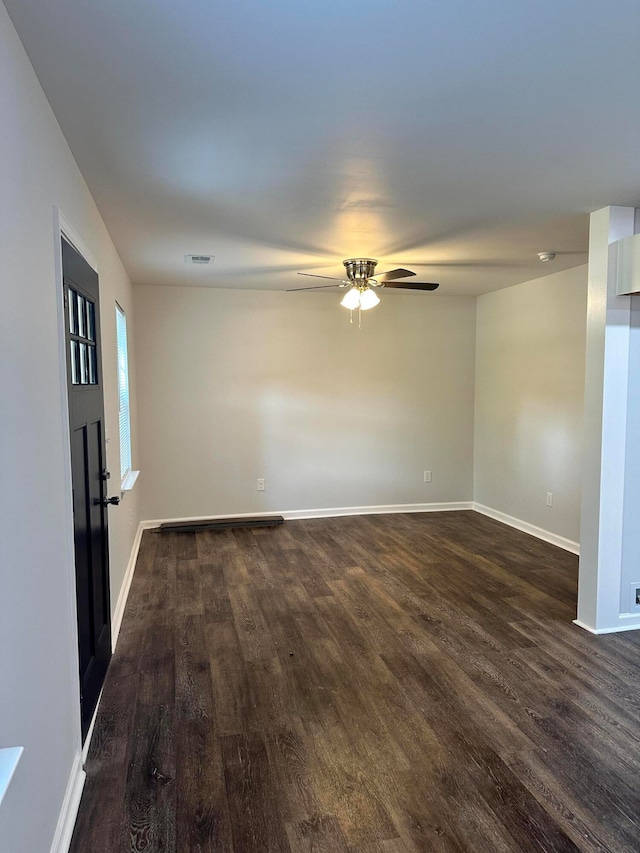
[0, 747, 23, 807]
[120, 470, 140, 492]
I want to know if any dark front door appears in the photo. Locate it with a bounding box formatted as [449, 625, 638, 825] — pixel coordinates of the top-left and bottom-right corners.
[62, 237, 112, 739]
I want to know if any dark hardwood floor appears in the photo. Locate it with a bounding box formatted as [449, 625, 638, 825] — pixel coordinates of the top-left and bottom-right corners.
[70, 511, 640, 852]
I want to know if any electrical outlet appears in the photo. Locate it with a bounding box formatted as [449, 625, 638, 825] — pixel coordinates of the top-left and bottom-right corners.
[546, 492, 553, 507]
[630, 583, 640, 611]
[257, 479, 265, 491]
[423, 470, 432, 483]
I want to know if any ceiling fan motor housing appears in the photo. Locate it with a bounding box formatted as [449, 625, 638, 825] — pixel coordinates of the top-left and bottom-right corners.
[344, 258, 378, 282]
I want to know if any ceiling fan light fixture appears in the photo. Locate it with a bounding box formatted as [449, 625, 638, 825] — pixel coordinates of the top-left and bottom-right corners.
[291, 259, 440, 322]
[340, 287, 361, 310]
[359, 287, 380, 310]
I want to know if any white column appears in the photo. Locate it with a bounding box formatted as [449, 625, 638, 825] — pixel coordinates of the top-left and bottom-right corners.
[577, 206, 640, 633]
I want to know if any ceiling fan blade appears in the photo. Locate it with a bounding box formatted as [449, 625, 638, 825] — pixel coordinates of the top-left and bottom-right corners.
[297, 272, 346, 281]
[286, 284, 344, 292]
[373, 268, 416, 282]
[383, 281, 440, 291]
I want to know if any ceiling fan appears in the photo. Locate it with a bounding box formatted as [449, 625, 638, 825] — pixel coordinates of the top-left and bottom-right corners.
[287, 258, 439, 324]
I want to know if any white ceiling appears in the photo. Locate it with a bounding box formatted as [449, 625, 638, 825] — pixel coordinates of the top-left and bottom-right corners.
[6, 0, 640, 295]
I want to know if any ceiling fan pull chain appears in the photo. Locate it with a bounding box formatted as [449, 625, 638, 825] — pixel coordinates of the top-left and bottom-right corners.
[358, 305, 362, 329]
[350, 309, 354, 325]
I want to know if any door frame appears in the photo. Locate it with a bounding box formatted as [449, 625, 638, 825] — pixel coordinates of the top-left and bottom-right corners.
[53, 206, 103, 757]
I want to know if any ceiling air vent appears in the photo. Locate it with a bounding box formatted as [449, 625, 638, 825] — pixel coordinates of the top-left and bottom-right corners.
[185, 254, 215, 265]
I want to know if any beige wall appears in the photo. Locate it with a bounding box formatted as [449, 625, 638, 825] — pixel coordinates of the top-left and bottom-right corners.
[135, 286, 477, 520]
[0, 2, 140, 849]
[474, 265, 588, 544]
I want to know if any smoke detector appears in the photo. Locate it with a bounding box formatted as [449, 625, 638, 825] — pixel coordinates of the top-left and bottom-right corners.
[537, 251, 556, 262]
[185, 254, 215, 265]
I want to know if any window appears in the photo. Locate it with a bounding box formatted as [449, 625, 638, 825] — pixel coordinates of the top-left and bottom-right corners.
[68, 288, 98, 386]
[116, 304, 132, 483]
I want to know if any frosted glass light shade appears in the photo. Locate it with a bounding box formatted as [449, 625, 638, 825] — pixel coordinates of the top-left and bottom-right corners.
[340, 287, 361, 310]
[359, 288, 380, 310]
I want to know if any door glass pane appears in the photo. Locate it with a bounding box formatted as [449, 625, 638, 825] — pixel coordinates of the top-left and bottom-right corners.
[88, 345, 97, 384]
[86, 301, 95, 341]
[68, 288, 78, 335]
[77, 294, 86, 338]
[79, 343, 88, 384]
[70, 340, 79, 384]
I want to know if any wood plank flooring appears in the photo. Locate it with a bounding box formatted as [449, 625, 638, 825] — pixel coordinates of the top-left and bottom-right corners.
[70, 512, 640, 852]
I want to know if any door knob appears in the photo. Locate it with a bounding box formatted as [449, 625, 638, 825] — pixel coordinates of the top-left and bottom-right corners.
[103, 496, 120, 507]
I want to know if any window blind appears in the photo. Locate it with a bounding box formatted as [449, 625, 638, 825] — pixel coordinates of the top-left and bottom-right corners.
[115, 304, 132, 482]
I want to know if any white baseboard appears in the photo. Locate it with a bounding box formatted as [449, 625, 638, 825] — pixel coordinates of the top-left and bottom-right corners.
[81, 686, 104, 765]
[111, 521, 145, 651]
[141, 501, 474, 530]
[573, 616, 640, 635]
[472, 503, 580, 555]
[49, 751, 85, 853]
[283, 501, 474, 519]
